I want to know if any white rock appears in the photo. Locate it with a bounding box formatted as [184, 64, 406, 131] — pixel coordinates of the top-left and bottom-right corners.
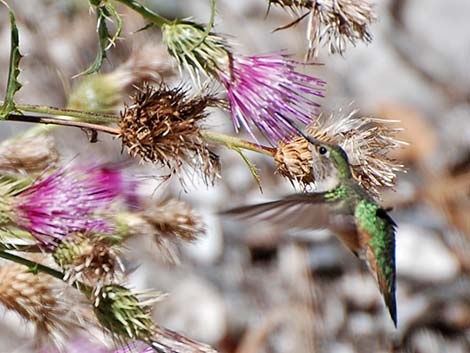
[396, 224, 460, 282]
[341, 272, 381, 309]
[326, 342, 356, 353]
[156, 277, 227, 345]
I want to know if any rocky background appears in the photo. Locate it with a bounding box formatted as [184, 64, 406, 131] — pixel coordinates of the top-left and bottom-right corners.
[0, 0, 469, 352]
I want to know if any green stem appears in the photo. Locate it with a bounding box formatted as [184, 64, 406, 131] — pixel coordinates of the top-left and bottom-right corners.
[0, 243, 44, 252]
[0, 250, 92, 297]
[114, 0, 170, 27]
[0, 250, 64, 280]
[202, 130, 276, 156]
[15, 103, 119, 124]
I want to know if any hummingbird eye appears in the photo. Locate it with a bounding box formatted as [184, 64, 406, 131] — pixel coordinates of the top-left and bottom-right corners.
[319, 146, 328, 156]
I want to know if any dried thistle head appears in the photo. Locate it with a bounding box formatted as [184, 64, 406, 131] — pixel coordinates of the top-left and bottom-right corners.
[119, 84, 220, 186]
[93, 285, 160, 344]
[53, 233, 124, 289]
[142, 199, 205, 243]
[275, 110, 405, 196]
[0, 257, 87, 349]
[162, 21, 231, 83]
[269, 0, 376, 58]
[116, 199, 204, 263]
[0, 134, 59, 174]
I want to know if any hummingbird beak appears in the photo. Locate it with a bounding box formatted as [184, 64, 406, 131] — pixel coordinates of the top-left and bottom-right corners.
[291, 123, 323, 146]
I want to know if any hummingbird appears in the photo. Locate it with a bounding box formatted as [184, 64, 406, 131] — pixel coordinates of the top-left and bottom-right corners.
[224, 133, 397, 327]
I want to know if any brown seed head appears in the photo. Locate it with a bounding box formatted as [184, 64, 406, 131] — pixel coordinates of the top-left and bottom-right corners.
[143, 198, 205, 243]
[270, 0, 376, 58]
[119, 84, 220, 186]
[275, 111, 406, 196]
[0, 257, 85, 349]
[120, 199, 205, 263]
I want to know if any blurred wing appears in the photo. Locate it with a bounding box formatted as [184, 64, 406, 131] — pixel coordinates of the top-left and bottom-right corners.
[222, 192, 354, 232]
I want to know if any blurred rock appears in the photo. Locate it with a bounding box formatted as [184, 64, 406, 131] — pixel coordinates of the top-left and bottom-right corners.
[156, 277, 227, 345]
[410, 329, 469, 353]
[325, 342, 356, 353]
[347, 312, 380, 337]
[320, 293, 346, 339]
[396, 224, 460, 282]
[378, 103, 437, 166]
[341, 273, 380, 310]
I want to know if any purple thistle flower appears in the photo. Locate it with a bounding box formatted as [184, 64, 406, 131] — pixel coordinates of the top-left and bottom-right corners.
[12, 165, 133, 247]
[217, 53, 325, 144]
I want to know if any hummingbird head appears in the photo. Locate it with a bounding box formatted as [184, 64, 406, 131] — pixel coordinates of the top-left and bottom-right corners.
[295, 129, 353, 183]
[311, 142, 352, 181]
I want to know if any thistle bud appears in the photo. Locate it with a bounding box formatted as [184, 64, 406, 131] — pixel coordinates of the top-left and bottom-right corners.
[162, 21, 230, 83]
[93, 285, 159, 342]
[119, 84, 220, 186]
[275, 111, 405, 196]
[53, 233, 123, 288]
[68, 46, 177, 113]
[0, 259, 85, 349]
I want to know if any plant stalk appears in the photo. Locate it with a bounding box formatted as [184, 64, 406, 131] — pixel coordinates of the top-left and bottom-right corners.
[6, 113, 120, 135]
[0, 250, 92, 297]
[202, 130, 276, 156]
[114, 0, 170, 27]
[15, 103, 118, 124]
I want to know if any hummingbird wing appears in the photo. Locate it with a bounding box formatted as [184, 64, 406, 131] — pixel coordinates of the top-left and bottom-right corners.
[356, 204, 397, 327]
[222, 192, 355, 234]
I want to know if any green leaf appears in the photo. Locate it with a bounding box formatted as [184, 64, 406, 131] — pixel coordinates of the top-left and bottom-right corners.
[0, 1, 23, 119]
[27, 263, 39, 275]
[233, 147, 263, 193]
[76, 3, 122, 77]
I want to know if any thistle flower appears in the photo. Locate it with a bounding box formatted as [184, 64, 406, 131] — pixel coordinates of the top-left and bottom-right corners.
[162, 21, 230, 83]
[0, 134, 59, 174]
[269, 0, 376, 58]
[1, 165, 133, 247]
[119, 84, 220, 186]
[53, 233, 124, 288]
[0, 258, 87, 349]
[217, 54, 325, 144]
[275, 110, 405, 196]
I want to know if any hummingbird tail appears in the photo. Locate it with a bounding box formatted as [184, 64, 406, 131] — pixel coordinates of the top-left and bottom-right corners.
[377, 270, 397, 328]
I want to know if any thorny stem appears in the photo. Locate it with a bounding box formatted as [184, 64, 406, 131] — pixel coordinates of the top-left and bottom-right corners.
[114, 0, 170, 27]
[0, 249, 93, 297]
[202, 130, 276, 156]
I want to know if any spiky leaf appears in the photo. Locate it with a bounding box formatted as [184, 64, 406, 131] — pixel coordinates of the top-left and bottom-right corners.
[76, 3, 122, 77]
[233, 147, 263, 193]
[0, 1, 23, 119]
